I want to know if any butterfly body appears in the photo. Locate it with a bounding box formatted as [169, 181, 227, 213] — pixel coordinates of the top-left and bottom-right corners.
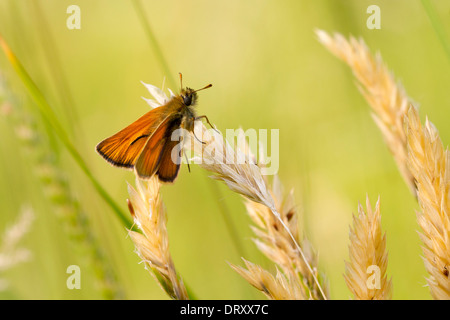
[96, 83, 210, 183]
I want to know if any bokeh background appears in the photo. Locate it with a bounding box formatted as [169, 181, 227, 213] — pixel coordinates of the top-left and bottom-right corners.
[1, 0, 450, 299]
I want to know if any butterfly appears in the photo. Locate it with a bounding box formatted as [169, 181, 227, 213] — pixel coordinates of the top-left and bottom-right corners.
[96, 74, 213, 182]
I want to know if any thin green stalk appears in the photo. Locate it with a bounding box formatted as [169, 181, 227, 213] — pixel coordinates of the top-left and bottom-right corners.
[131, 0, 247, 261]
[0, 33, 132, 228]
[208, 181, 247, 258]
[421, 0, 450, 65]
[131, 0, 177, 89]
[184, 283, 198, 300]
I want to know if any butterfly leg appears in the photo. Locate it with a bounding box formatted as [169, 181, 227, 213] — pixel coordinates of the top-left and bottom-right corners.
[193, 130, 206, 144]
[183, 151, 191, 172]
[195, 115, 220, 134]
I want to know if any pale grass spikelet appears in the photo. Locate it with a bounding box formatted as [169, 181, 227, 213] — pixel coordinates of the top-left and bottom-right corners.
[127, 175, 188, 300]
[192, 125, 328, 299]
[344, 196, 392, 300]
[240, 175, 327, 300]
[0, 206, 34, 291]
[192, 124, 275, 210]
[405, 106, 450, 299]
[230, 258, 304, 300]
[316, 30, 416, 195]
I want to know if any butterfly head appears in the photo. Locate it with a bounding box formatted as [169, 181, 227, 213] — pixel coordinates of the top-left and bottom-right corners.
[178, 73, 212, 107]
[180, 88, 198, 107]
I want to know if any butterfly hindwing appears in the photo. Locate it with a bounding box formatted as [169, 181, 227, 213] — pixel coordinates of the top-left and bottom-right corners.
[134, 114, 183, 180]
[157, 132, 182, 182]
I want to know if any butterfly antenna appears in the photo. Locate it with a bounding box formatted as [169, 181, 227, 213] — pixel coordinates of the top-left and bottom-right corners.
[194, 84, 212, 93]
[179, 72, 183, 90]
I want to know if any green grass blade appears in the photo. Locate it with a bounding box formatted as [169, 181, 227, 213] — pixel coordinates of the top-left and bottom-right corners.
[0, 33, 133, 228]
[31, 1, 80, 135]
[421, 0, 450, 64]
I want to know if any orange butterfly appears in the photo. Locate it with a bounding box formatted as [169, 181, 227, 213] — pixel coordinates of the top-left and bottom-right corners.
[96, 74, 212, 182]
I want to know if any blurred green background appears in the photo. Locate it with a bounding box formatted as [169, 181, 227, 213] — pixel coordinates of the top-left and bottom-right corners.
[1, 0, 449, 299]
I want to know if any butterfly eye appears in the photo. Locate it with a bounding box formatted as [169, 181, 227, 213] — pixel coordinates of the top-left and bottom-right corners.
[183, 95, 192, 106]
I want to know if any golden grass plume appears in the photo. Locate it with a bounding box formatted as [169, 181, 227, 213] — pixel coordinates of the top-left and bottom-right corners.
[405, 106, 450, 299]
[127, 176, 189, 300]
[316, 30, 416, 195]
[318, 30, 450, 299]
[344, 196, 392, 300]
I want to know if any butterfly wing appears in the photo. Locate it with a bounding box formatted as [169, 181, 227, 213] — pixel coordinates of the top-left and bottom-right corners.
[156, 133, 182, 182]
[134, 114, 183, 180]
[96, 107, 166, 168]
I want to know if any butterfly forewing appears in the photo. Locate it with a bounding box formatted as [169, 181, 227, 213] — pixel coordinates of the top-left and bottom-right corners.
[96, 107, 166, 168]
